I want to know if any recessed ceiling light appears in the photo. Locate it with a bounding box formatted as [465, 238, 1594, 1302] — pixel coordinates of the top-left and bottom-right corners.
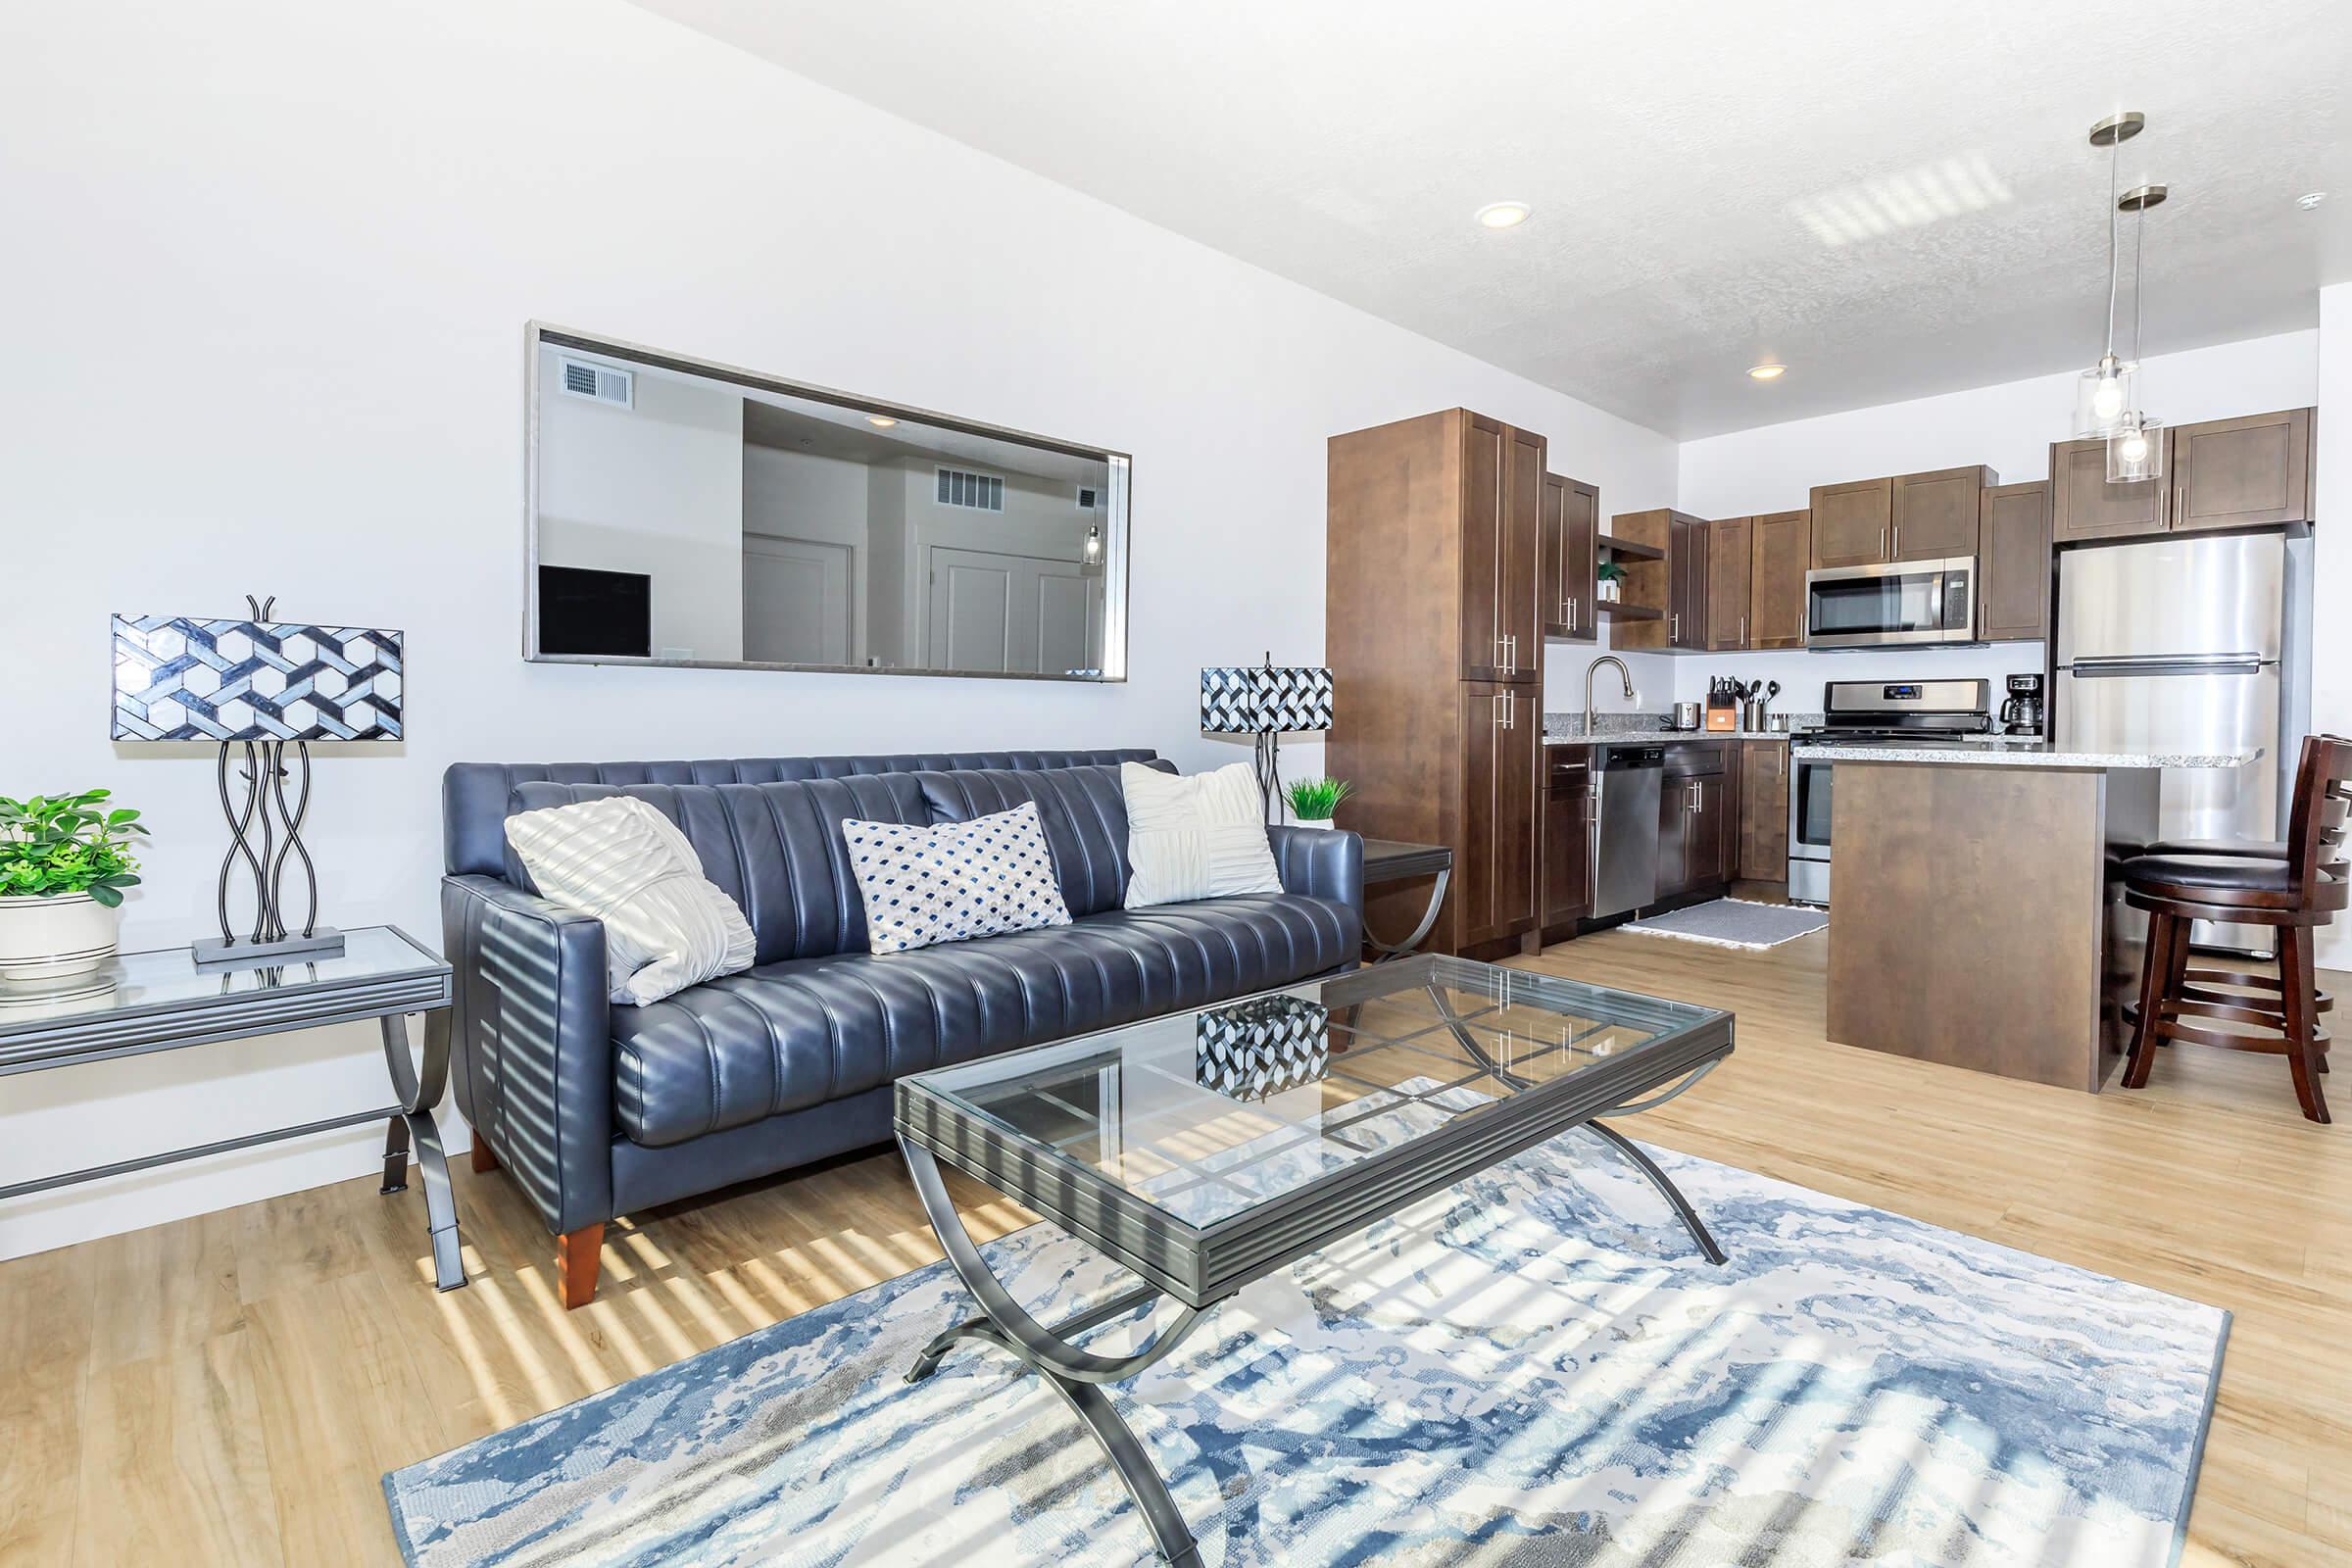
[1747, 363, 1787, 381]
[2297, 190, 2328, 210]
[866, 415, 899, 427]
[1476, 201, 1531, 229]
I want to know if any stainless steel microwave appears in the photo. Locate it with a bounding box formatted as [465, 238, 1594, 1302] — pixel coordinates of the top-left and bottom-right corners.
[1804, 557, 1977, 647]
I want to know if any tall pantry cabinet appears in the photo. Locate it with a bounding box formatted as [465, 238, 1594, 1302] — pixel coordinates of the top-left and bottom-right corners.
[1327, 410, 1545, 956]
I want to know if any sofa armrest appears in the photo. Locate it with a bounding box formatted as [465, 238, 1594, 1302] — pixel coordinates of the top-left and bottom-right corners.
[441, 874, 613, 1237]
[1265, 825, 1364, 913]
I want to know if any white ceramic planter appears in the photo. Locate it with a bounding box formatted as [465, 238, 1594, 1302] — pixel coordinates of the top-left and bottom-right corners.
[1290, 816, 1339, 831]
[0, 892, 122, 990]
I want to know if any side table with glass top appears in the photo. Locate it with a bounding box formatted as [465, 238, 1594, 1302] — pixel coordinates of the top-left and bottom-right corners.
[0, 925, 466, 1291]
[894, 954, 1733, 1565]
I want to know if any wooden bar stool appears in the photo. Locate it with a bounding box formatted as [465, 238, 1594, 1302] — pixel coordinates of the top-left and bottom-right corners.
[2132, 829, 2334, 1028]
[2120, 736, 2350, 1122]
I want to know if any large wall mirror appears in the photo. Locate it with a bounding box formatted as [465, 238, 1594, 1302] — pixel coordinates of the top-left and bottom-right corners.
[525, 324, 1130, 680]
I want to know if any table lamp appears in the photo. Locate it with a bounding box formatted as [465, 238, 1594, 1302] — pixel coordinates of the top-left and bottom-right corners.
[111, 597, 404, 968]
[1199, 654, 1335, 823]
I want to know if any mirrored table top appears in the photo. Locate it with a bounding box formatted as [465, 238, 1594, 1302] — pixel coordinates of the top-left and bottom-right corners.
[898, 955, 1732, 1301]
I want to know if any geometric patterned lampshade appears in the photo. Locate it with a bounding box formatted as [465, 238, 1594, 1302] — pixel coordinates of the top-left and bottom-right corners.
[1195, 995, 1331, 1102]
[110, 613, 405, 742]
[1198, 662, 1333, 735]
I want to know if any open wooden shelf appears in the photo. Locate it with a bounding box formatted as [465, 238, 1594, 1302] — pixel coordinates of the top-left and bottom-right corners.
[1595, 600, 1664, 620]
[1596, 534, 1665, 562]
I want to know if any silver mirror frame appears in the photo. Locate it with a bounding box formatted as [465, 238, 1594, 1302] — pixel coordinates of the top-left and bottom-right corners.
[522, 321, 1131, 682]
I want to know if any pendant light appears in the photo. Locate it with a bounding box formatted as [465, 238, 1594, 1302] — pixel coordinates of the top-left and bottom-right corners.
[2108, 180, 2169, 482]
[2074, 112, 2143, 439]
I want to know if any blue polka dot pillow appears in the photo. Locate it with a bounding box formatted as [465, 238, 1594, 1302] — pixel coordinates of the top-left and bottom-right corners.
[841, 801, 1073, 955]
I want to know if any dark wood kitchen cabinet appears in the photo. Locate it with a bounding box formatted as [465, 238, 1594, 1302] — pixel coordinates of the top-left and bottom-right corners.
[1747, 509, 1811, 650]
[1459, 415, 1544, 683]
[1738, 741, 1789, 881]
[1542, 749, 1592, 927]
[1978, 480, 2052, 642]
[1809, 477, 1892, 568]
[1706, 515, 1752, 649]
[2171, 408, 2314, 533]
[1657, 743, 1733, 899]
[1327, 409, 1547, 957]
[1456, 682, 1539, 946]
[1606, 509, 1708, 653]
[1891, 466, 1993, 561]
[1540, 471, 1599, 641]
[2049, 436, 2165, 542]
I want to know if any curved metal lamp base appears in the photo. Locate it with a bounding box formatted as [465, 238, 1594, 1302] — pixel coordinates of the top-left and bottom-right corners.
[901, 1137, 1207, 1565]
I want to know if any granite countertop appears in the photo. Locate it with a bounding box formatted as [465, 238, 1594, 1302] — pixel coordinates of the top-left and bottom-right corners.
[1796, 742, 2263, 769]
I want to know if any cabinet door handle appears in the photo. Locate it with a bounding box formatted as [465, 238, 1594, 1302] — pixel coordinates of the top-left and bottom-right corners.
[1670, 612, 1680, 643]
[1880, 525, 1888, 558]
[2176, 483, 2186, 519]
[1739, 614, 1746, 646]
[1891, 523, 1899, 558]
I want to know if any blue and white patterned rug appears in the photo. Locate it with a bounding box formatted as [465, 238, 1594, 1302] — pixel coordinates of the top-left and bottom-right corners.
[385, 1134, 2227, 1567]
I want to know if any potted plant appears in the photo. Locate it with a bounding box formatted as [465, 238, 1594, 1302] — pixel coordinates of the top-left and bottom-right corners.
[0, 790, 147, 990]
[1284, 777, 1352, 830]
[1597, 560, 1625, 603]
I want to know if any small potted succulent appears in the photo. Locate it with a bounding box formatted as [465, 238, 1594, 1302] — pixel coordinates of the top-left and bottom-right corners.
[1284, 777, 1352, 831]
[0, 790, 147, 990]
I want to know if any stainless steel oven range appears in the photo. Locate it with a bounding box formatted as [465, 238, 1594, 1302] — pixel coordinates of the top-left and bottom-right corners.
[1786, 677, 1993, 906]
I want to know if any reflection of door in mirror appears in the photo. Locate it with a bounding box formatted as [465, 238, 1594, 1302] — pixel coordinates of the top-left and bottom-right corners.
[529, 327, 1127, 679]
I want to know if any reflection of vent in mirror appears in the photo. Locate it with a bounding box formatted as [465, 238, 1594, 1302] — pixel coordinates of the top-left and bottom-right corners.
[935, 467, 1004, 512]
[559, 359, 634, 409]
[1076, 485, 1100, 511]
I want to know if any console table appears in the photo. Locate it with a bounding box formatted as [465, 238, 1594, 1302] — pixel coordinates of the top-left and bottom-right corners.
[1360, 837, 1453, 961]
[0, 924, 466, 1290]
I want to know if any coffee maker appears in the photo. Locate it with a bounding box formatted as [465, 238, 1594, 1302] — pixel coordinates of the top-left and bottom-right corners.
[1999, 672, 2045, 736]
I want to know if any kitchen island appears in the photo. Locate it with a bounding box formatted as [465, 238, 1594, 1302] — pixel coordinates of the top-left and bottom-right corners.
[1825, 743, 2262, 1092]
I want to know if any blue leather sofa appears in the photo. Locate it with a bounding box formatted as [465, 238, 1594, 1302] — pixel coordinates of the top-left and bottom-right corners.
[439, 750, 1364, 1305]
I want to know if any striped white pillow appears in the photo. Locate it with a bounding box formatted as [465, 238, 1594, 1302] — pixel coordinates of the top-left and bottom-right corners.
[1121, 761, 1283, 909]
[504, 796, 757, 1005]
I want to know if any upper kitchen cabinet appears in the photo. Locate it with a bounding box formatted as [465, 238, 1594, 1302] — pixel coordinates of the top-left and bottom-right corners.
[1891, 466, 1994, 560]
[1705, 515, 1752, 650]
[1609, 509, 1709, 652]
[1458, 415, 1544, 683]
[1808, 477, 1893, 568]
[1747, 509, 1811, 649]
[2052, 407, 2314, 544]
[1978, 480, 2052, 642]
[2050, 435, 2165, 541]
[1541, 471, 1599, 642]
[2172, 408, 2314, 534]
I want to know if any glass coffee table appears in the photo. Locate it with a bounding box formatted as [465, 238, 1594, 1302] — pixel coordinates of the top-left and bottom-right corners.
[894, 953, 1734, 1565]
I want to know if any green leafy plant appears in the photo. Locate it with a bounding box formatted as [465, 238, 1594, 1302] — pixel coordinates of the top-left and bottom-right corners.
[0, 790, 149, 906]
[1597, 560, 1626, 582]
[1285, 777, 1352, 822]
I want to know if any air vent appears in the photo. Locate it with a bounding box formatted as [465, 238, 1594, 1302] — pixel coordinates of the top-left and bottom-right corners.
[935, 466, 1004, 512]
[1076, 485, 1100, 511]
[558, 358, 634, 409]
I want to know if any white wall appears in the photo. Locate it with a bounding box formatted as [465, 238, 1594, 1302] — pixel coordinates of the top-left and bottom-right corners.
[536, 348, 747, 661]
[0, 0, 1677, 1260]
[1673, 331, 2323, 705]
[2315, 287, 2351, 970]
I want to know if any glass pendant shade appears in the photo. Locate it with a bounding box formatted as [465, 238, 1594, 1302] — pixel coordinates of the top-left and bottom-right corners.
[2106, 414, 2165, 483]
[2074, 357, 2138, 438]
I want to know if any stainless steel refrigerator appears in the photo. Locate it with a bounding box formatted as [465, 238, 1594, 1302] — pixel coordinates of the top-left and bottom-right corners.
[2054, 531, 2300, 954]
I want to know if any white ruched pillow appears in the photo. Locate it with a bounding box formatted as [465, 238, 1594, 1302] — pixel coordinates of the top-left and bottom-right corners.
[504, 795, 757, 1005]
[1121, 761, 1283, 909]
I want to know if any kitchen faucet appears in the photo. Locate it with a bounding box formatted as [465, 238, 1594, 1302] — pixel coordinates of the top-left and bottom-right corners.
[1583, 656, 1635, 737]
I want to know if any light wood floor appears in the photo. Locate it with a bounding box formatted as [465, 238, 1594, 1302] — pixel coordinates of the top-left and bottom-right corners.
[4, 919, 2347, 1567]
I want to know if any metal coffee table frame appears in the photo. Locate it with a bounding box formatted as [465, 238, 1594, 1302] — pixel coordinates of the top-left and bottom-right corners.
[895, 958, 1733, 1564]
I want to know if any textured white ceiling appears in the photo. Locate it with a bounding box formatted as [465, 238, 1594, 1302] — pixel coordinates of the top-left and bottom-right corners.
[632, 0, 2351, 437]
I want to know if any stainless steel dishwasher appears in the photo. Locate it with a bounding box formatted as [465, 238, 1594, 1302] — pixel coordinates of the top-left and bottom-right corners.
[1590, 744, 1663, 919]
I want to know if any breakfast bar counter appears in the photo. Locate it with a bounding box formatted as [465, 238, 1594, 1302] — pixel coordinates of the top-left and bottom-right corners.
[1826, 746, 2261, 1092]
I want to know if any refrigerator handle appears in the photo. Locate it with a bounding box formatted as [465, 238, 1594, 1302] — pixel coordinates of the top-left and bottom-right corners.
[2062, 654, 2270, 676]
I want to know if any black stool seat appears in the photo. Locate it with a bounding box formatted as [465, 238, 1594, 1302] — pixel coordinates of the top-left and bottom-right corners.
[2144, 837, 2287, 859]
[2124, 854, 2292, 894]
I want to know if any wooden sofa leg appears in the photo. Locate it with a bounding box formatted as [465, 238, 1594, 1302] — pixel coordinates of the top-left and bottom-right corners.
[559, 1223, 606, 1309]
[469, 1141, 499, 1174]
